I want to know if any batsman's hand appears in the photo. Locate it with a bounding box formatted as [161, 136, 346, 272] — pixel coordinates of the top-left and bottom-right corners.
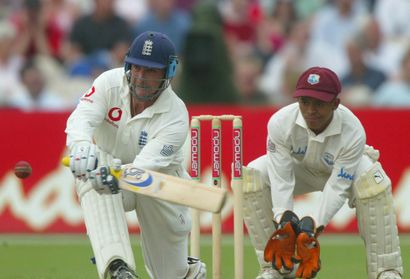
[69, 141, 98, 181]
[264, 210, 299, 273]
[293, 217, 321, 279]
[89, 160, 122, 195]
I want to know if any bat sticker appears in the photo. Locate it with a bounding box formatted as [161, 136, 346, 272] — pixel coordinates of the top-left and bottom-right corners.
[122, 167, 154, 188]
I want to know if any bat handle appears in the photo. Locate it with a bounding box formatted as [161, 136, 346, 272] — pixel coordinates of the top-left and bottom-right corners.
[61, 156, 121, 179]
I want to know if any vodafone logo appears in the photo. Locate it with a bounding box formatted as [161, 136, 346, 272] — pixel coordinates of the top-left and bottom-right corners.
[108, 107, 122, 121]
[84, 86, 96, 97]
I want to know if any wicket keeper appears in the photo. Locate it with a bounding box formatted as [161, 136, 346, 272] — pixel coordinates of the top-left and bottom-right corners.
[242, 67, 403, 279]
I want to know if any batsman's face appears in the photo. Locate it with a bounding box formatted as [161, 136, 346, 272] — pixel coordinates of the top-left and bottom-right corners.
[129, 64, 166, 98]
[298, 96, 339, 134]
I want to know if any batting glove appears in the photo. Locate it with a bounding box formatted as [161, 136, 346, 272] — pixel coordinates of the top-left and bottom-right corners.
[89, 165, 120, 194]
[293, 216, 321, 279]
[264, 210, 300, 273]
[69, 141, 98, 181]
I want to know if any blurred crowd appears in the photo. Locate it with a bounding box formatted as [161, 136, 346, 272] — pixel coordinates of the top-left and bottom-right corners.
[0, 0, 409, 111]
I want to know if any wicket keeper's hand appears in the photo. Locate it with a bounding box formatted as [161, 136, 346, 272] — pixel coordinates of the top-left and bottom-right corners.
[293, 217, 321, 279]
[264, 211, 299, 273]
[89, 166, 120, 194]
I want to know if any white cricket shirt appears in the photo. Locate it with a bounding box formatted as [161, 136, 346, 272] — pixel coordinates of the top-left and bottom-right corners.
[267, 102, 366, 226]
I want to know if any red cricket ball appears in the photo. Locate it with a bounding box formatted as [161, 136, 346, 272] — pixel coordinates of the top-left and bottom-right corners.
[14, 161, 32, 179]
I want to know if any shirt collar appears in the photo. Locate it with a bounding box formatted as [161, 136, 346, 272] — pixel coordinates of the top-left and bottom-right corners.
[296, 108, 342, 141]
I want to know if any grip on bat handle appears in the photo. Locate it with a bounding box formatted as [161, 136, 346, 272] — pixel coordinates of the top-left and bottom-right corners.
[61, 156, 121, 179]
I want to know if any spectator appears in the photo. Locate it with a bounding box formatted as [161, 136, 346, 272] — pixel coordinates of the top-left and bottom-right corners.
[218, 0, 259, 59]
[8, 59, 68, 111]
[178, 0, 238, 104]
[340, 35, 386, 107]
[259, 19, 343, 105]
[114, 0, 147, 25]
[11, 0, 66, 60]
[0, 20, 23, 107]
[234, 54, 267, 105]
[360, 16, 407, 78]
[293, 0, 325, 20]
[255, 0, 298, 66]
[374, 0, 410, 41]
[373, 48, 410, 107]
[310, 0, 368, 77]
[65, 0, 132, 78]
[133, 0, 191, 54]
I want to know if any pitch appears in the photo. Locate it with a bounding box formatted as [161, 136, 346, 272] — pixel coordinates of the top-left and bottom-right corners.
[0, 234, 408, 278]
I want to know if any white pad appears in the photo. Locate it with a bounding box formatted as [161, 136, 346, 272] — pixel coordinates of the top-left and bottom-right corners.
[76, 149, 135, 279]
[242, 166, 275, 268]
[354, 162, 403, 279]
[81, 190, 136, 279]
[183, 257, 207, 279]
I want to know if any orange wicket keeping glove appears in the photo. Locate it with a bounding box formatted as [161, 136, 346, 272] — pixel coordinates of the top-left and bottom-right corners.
[294, 217, 321, 279]
[264, 210, 299, 272]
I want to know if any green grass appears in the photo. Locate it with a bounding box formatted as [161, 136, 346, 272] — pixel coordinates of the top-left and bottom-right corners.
[0, 234, 408, 279]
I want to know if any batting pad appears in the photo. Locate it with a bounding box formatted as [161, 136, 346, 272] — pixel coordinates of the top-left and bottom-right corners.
[242, 166, 275, 268]
[354, 162, 403, 279]
[81, 189, 135, 279]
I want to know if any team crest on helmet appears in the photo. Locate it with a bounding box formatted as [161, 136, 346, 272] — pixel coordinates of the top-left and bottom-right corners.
[307, 74, 320, 85]
[142, 40, 153, 56]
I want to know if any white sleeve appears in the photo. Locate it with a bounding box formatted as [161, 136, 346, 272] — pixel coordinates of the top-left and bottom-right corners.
[315, 130, 366, 227]
[266, 116, 295, 222]
[65, 75, 108, 148]
[132, 112, 189, 172]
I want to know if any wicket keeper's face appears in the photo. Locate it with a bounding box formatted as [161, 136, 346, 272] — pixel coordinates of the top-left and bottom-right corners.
[298, 96, 340, 134]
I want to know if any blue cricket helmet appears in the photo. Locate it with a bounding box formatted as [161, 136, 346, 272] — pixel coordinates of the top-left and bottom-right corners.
[124, 31, 178, 79]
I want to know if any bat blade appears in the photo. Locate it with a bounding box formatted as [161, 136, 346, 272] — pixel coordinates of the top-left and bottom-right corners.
[119, 164, 227, 213]
[62, 157, 226, 213]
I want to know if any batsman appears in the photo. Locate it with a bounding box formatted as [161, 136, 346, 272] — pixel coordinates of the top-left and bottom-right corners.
[65, 31, 206, 279]
[242, 67, 403, 279]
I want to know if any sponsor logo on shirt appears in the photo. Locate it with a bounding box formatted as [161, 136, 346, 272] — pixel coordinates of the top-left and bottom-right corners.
[160, 145, 174, 156]
[322, 152, 334, 166]
[291, 146, 307, 156]
[337, 167, 354, 181]
[80, 86, 96, 103]
[138, 131, 148, 147]
[108, 107, 122, 121]
[267, 139, 276, 153]
[104, 107, 122, 128]
[373, 170, 384, 184]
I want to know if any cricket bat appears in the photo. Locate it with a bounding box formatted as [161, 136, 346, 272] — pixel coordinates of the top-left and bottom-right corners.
[62, 157, 227, 213]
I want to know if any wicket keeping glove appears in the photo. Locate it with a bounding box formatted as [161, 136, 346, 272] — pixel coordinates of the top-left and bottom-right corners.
[69, 141, 98, 181]
[264, 210, 300, 273]
[293, 217, 321, 279]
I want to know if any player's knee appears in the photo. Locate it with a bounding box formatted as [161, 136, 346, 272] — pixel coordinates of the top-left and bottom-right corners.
[353, 162, 391, 200]
[166, 207, 191, 237]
